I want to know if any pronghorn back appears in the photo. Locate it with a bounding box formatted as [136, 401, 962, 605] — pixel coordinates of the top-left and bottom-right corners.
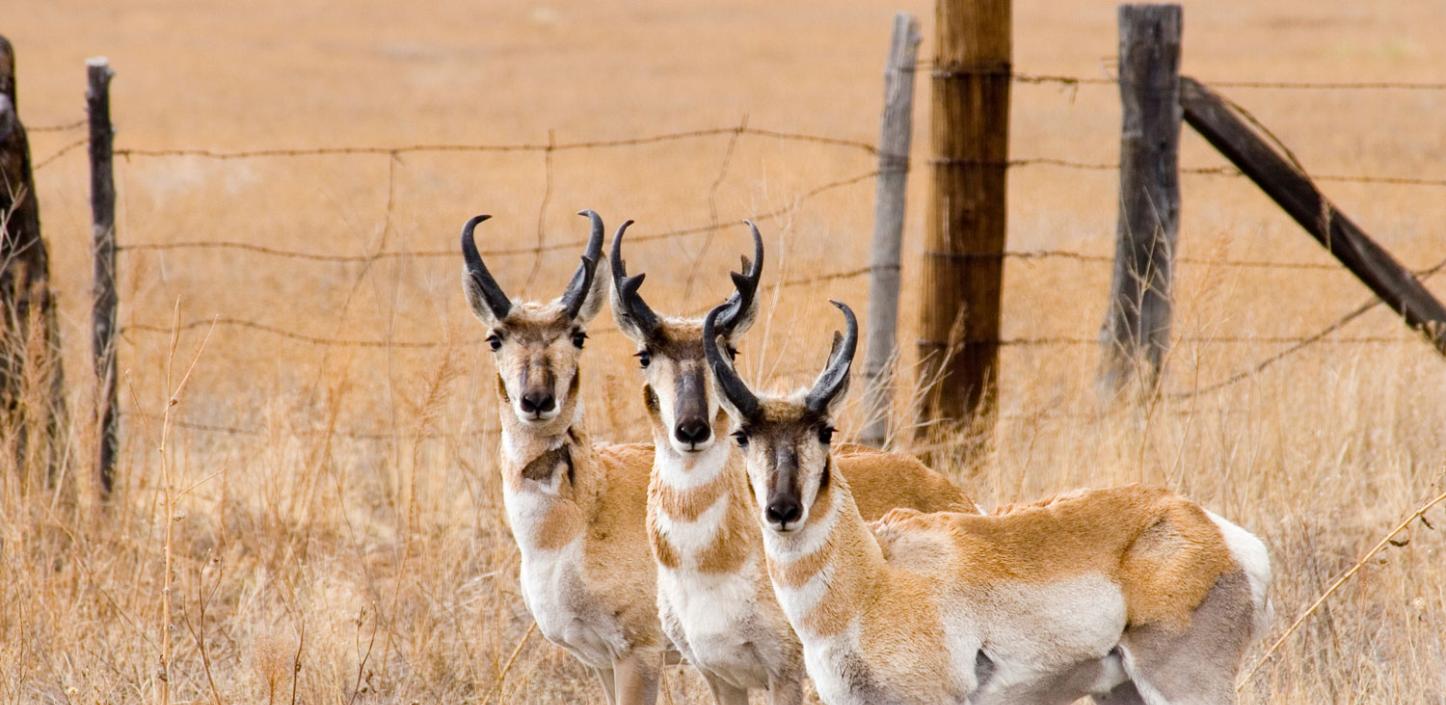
[834, 443, 978, 518]
[877, 484, 1240, 630]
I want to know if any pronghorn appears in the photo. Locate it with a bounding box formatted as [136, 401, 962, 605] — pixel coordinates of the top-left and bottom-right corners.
[701, 300, 1272, 705]
[610, 221, 977, 705]
[461, 211, 665, 705]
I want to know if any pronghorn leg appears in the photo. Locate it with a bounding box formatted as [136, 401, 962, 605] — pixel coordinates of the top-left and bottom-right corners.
[593, 667, 618, 705]
[1119, 571, 1255, 705]
[614, 652, 660, 705]
[702, 673, 749, 705]
[765, 672, 804, 705]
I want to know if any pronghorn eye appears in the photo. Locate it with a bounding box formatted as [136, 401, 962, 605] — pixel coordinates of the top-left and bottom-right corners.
[636, 349, 652, 368]
[725, 344, 739, 361]
[571, 330, 588, 349]
[731, 429, 749, 448]
[818, 425, 835, 445]
[486, 334, 503, 352]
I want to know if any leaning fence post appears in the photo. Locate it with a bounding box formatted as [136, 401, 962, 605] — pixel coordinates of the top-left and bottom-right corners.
[860, 13, 921, 448]
[1180, 77, 1446, 354]
[1099, 4, 1183, 398]
[917, 0, 1012, 445]
[88, 57, 118, 497]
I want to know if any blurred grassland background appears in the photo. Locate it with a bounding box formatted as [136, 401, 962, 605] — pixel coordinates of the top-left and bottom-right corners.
[2, 0, 1445, 702]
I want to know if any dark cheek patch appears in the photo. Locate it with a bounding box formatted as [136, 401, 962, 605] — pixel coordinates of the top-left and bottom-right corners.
[566, 367, 581, 399]
[641, 385, 664, 429]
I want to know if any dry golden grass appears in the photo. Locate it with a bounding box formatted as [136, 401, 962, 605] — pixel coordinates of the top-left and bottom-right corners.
[4, 0, 1446, 702]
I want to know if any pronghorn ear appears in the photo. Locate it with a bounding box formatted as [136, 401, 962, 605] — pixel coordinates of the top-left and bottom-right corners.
[813, 331, 852, 417]
[463, 271, 505, 329]
[707, 345, 748, 423]
[572, 255, 610, 324]
[715, 221, 765, 342]
[460, 214, 512, 328]
[805, 301, 858, 419]
[608, 270, 650, 344]
[720, 262, 761, 342]
[560, 210, 609, 324]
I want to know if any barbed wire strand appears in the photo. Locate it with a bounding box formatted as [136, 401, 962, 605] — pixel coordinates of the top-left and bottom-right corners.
[32, 137, 87, 171]
[111, 126, 878, 161]
[910, 65, 1446, 91]
[26, 119, 88, 133]
[116, 167, 883, 264]
[1169, 254, 1446, 400]
[993, 69, 1446, 92]
[118, 235, 1353, 274]
[120, 410, 499, 441]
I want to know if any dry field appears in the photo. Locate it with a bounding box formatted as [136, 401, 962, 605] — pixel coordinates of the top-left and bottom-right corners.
[4, 0, 1446, 702]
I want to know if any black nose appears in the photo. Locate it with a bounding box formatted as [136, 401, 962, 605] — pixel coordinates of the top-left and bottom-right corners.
[519, 391, 556, 415]
[765, 498, 803, 527]
[674, 418, 711, 446]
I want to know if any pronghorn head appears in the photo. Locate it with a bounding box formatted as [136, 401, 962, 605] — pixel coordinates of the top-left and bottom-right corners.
[610, 221, 763, 455]
[461, 210, 612, 429]
[704, 299, 856, 533]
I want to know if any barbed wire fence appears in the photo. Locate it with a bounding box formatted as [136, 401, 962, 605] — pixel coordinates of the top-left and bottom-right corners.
[25, 69, 1446, 443]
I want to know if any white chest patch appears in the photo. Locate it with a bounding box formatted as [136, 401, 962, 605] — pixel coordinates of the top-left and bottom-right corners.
[652, 491, 729, 555]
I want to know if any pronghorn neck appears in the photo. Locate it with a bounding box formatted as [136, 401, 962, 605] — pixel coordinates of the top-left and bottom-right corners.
[647, 412, 759, 575]
[653, 433, 733, 489]
[496, 370, 592, 481]
[762, 466, 886, 639]
[497, 388, 600, 551]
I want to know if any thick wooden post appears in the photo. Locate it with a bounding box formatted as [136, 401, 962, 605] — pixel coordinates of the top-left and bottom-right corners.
[860, 13, 921, 448]
[917, 0, 1012, 440]
[1, 35, 65, 477]
[88, 57, 119, 496]
[1181, 77, 1446, 353]
[1099, 4, 1183, 397]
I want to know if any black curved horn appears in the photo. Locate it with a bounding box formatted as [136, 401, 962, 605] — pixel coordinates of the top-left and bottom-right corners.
[560, 210, 607, 319]
[804, 301, 858, 415]
[703, 303, 762, 421]
[460, 214, 512, 320]
[714, 220, 765, 334]
[609, 218, 663, 337]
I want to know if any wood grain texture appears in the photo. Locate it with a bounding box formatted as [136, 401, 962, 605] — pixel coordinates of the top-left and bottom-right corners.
[917, 0, 1012, 438]
[1099, 4, 1183, 397]
[861, 13, 921, 448]
[0, 35, 65, 475]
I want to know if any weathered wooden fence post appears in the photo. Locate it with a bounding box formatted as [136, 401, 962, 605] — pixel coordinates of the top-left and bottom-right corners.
[88, 57, 118, 497]
[917, 0, 1012, 444]
[860, 13, 921, 448]
[1, 35, 65, 478]
[1099, 4, 1183, 398]
[1180, 77, 1446, 353]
